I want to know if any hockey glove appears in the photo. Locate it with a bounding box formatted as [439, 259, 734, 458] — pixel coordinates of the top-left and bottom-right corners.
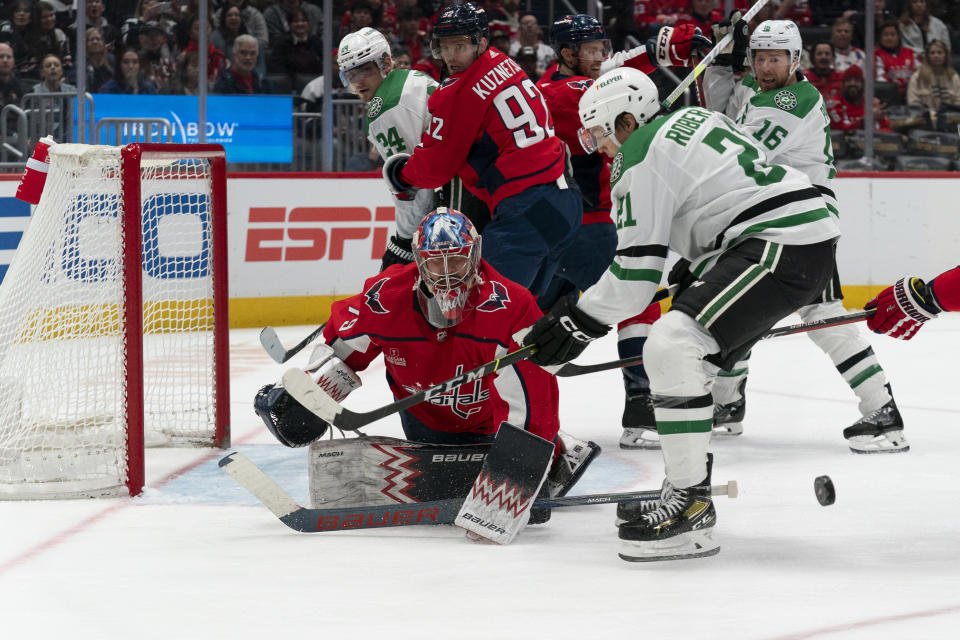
[380, 235, 415, 272]
[650, 24, 712, 68]
[254, 384, 329, 447]
[523, 295, 610, 367]
[382, 152, 418, 201]
[711, 12, 749, 71]
[865, 277, 942, 340]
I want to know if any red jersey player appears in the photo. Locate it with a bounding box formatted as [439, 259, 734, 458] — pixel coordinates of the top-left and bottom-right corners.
[866, 267, 960, 340]
[254, 209, 600, 526]
[382, 2, 581, 299]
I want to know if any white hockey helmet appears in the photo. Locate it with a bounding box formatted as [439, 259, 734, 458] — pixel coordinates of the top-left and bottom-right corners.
[577, 67, 660, 153]
[749, 20, 803, 74]
[337, 27, 391, 87]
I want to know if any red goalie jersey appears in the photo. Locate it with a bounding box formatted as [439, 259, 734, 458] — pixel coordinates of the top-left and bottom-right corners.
[399, 47, 565, 211]
[321, 261, 561, 440]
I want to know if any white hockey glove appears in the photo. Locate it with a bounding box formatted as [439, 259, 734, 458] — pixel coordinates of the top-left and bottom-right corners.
[382, 152, 418, 201]
[711, 12, 749, 71]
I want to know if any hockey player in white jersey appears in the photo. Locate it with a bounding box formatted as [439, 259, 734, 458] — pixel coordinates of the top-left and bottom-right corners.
[522, 68, 840, 561]
[702, 19, 907, 453]
[338, 27, 438, 271]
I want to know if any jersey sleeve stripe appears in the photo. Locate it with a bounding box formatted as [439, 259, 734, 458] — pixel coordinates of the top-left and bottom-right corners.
[616, 244, 669, 258]
[608, 263, 662, 282]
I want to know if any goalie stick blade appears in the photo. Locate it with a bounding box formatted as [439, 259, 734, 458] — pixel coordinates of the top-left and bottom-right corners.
[259, 324, 326, 364]
[221, 452, 737, 533]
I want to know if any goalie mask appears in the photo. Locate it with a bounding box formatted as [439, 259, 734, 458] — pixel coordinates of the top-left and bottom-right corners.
[413, 208, 482, 329]
[577, 67, 660, 153]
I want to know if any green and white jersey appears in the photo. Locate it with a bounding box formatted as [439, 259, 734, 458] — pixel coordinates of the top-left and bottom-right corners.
[365, 69, 438, 238]
[703, 67, 838, 216]
[577, 107, 840, 326]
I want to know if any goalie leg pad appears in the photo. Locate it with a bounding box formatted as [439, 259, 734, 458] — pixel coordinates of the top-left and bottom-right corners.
[454, 423, 554, 545]
[254, 384, 329, 447]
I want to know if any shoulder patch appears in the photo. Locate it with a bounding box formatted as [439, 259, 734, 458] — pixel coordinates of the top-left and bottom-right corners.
[363, 277, 390, 314]
[477, 281, 510, 312]
[366, 96, 384, 118]
[440, 76, 459, 89]
[610, 152, 624, 182]
[773, 89, 797, 111]
[567, 79, 592, 91]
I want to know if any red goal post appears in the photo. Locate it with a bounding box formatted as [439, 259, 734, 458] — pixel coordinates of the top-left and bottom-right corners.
[0, 143, 230, 499]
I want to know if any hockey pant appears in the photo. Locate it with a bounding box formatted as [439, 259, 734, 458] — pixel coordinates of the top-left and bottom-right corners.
[650, 239, 836, 488]
[713, 269, 892, 417]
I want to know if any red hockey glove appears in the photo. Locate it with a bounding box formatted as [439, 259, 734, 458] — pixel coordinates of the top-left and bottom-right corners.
[865, 277, 942, 340]
[651, 24, 712, 68]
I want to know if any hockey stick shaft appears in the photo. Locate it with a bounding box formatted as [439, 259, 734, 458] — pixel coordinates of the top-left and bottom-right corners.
[260, 323, 326, 364]
[660, 0, 771, 109]
[760, 310, 872, 341]
[282, 287, 674, 431]
[219, 452, 737, 533]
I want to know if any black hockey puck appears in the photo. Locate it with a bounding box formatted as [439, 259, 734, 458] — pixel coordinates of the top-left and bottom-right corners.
[814, 475, 836, 506]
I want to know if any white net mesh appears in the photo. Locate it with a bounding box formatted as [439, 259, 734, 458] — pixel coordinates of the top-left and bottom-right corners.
[0, 144, 222, 498]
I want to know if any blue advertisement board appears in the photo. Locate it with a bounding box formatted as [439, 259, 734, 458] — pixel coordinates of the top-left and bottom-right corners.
[92, 95, 293, 163]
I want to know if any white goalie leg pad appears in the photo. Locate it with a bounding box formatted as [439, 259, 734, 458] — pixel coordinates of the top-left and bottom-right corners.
[644, 312, 720, 489]
[798, 300, 891, 415]
[309, 353, 361, 402]
[619, 528, 720, 562]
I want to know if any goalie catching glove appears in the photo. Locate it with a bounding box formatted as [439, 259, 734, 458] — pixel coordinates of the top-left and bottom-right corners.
[649, 24, 712, 68]
[382, 152, 418, 201]
[711, 12, 749, 71]
[522, 294, 610, 367]
[865, 277, 942, 340]
[254, 351, 362, 447]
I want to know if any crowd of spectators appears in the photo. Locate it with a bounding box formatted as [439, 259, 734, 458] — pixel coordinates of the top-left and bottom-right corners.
[0, 0, 958, 169]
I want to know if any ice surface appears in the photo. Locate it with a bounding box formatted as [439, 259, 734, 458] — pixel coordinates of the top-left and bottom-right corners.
[1, 316, 959, 639]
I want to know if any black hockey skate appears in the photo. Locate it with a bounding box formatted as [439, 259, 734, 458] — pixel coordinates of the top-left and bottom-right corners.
[618, 455, 719, 562]
[620, 386, 659, 450]
[615, 478, 664, 525]
[843, 385, 909, 454]
[712, 379, 746, 436]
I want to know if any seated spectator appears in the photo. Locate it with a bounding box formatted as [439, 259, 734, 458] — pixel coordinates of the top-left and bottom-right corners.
[508, 14, 555, 77]
[907, 39, 960, 121]
[121, 0, 180, 50]
[515, 45, 539, 82]
[828, 64, 890, 131]
[337, 0, 376, 41]
[392, 48, 412, 70]
[499, 0, 520, 32]
[213, 0, 269, 50]
[137, 20, 177, 90]
[0, 43, 24, 108]
[32, 2, 73, 68]
[98, 48, 158, 93]
[68, 27, 115, 92]
[633, 0, 686, 37]
[213, 34, 270, 93]
[213, 4, 267, 76]
[0, 1, 33, 72]
[180, 18, 228, 86]
[391, 8, 428, 63]
[162, 49, 201, 94]
[830, 16, 864, 73]
[875, 19, 917, 101]
[31, 53, 75, 93]
[898, 0, 951, 60]
[804, 41, 843, 101]
[70, 0, 121, 52]
[488, 20, 512, 53]
[383, 0, 431, 40]
[774, 0, 812, 27]
[267, 8, 323, 90]
[849, 0, 895, 48]
[675, 0, 721, 35]
[265, 0, 323, 46]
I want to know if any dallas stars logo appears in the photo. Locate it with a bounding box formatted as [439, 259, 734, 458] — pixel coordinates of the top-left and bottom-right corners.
[774, 90, 797, 111]
[367, 96, 384, 118]
[610, 152, 624, 182]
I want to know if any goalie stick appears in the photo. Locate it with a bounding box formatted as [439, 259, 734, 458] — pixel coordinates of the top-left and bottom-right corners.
[661, 0, 771, 109]
[260, 323, 326, 364]
[219, 452, 738, 533]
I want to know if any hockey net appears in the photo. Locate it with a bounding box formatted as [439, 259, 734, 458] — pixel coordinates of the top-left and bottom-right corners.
[0, 143, 230, 499]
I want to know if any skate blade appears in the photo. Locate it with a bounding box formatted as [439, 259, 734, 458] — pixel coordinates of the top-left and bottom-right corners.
[847, 430, 910, 454]
[712, 422, 743, 436]
[618, 529, 720, 562]
[619, 428, 661, 450]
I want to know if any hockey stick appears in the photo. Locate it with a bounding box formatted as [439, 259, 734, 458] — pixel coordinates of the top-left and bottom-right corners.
[660, 0, 771, 110]
[760, 310, 873, 341]
[260, 323, 326, 364]
[219, 451, 738, 533]
[282, 287, 675, 431]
